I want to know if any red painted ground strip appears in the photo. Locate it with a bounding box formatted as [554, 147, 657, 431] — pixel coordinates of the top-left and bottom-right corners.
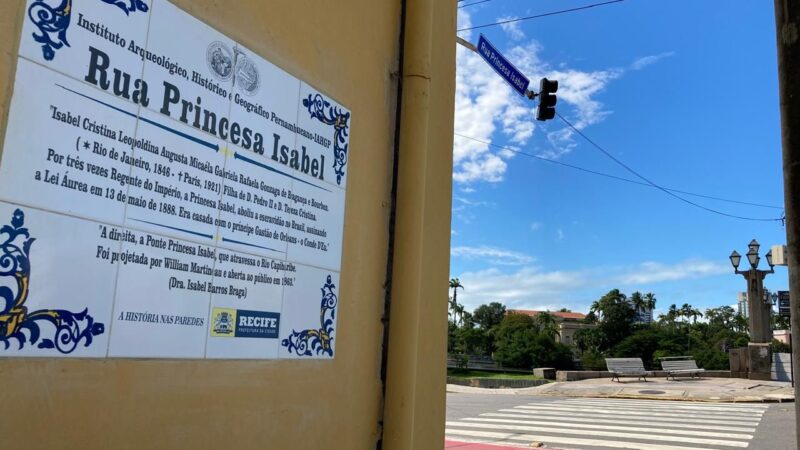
[445, 439, 558, 449]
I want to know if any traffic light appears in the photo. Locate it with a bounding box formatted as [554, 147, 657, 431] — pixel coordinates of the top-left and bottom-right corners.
[536, 78, 558, 121]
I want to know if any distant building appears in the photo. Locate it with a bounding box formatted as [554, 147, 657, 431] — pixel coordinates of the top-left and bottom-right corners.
[507, 310, 594, 346]
[737, 292, 749, 318]
[774, 329, 791, 346]
[632, 305, 654, 324]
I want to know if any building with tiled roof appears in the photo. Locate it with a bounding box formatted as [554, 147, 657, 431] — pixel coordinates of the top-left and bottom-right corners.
[507, 309, 595, 347]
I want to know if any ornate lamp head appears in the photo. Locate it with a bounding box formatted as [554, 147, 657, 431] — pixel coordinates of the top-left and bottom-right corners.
[746, 248, 760, 269]
[729, 250, 741, 270]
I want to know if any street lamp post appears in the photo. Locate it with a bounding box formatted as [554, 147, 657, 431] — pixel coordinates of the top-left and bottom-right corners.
[729, 239, 775, 343]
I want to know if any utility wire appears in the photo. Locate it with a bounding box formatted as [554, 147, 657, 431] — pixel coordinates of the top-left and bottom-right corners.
[553, 113, 784, 222]
[453, 133, 784, 210]
[457, 0, 625, 32]
[459, 0, 491, 8]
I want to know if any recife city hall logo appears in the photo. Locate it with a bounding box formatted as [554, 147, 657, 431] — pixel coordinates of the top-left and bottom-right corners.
[206, 41, 260, 96]
[210, 308, 279, 339]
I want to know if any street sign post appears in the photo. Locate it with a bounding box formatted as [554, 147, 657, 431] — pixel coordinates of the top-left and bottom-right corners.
[779, 290, 791, 317]
[476, 34, 530, 97]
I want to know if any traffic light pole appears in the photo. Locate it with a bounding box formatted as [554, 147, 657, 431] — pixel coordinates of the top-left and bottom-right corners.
[773, 0, 800, 440]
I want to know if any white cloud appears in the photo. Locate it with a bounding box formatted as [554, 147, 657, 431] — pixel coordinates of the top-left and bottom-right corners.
[454, 197, 489, 207]
[530, 222, 543, 231]
[455, 266, 589, 311]
[453, 9, 625, 184]
[498, 17, 525, 41]
[616, 260, 729, 285]
[451, 245, 534, 266]
[556, 228, 565, 241]
[630, 51, 675, 70]
[548, 68, 622, 129]
[452, 258, 730, 312]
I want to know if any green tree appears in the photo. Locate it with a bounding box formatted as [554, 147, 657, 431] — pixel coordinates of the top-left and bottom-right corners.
[659, 304, 679, 328]
[772, 313, 790, 331]
[529, 334, 574, 369]
[705, 306, 736, 329]
[454, 325, 486, 355]
[535, 311, 560, 339]
[613, 328, 682, 369]
[472, 302, 507, 355]
[493, 313, 539, 369]
[453, 303, 465, 327]
[630, 291, 645, 320]
[493, 313, 574, 370]
[643, 292, 657, 312]
[574, 327, 604, 353]
[771, 339, 791, 353]
[594, 289, 634, 349]
[473, 302, 506, 330]
[448, 278, 464, 324]
[680, 303, 694, 325]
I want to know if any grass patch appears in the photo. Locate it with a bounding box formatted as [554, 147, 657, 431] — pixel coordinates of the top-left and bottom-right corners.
[447, 368, 543, 380]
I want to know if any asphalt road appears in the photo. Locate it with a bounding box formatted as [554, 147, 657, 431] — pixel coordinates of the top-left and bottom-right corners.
[446, 392, 797, 449]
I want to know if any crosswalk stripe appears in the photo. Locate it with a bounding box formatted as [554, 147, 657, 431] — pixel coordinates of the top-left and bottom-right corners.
[498, 408, 759, 427]
[464, 417, 753, 439]
[481, 412, 757, 433]
[542, 402, 764, 417]
[444, 428, 723, 450]
[563, 397, 769, 407]
[561, 398, 769, 413]
[445, 421, 751, 447]
[511, 405, 763, 422]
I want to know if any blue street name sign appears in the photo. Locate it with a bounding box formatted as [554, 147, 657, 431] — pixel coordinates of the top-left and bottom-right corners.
[476, 34, 530, 96]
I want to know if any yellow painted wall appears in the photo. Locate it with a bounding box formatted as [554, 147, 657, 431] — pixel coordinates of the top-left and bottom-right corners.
[0, 0, 455, 449]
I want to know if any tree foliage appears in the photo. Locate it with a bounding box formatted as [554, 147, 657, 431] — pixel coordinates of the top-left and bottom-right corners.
[492, 313, 573, 369]
[448, 282, 760, 373]
[473, 302, 506, 331]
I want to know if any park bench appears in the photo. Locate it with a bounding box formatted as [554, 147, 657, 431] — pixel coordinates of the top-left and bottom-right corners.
[606, 357, 650, 382]
[660, 357, 705, 380]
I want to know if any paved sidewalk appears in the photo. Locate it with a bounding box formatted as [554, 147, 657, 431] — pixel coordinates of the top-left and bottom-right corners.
[447, 377, 795, 402]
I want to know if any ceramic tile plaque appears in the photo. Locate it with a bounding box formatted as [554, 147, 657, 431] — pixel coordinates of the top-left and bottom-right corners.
[0, 0, 349, 359]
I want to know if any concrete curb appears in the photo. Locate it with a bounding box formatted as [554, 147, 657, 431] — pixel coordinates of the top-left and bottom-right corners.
[447, 380, 796, 403]
[446, 377, 549, 389]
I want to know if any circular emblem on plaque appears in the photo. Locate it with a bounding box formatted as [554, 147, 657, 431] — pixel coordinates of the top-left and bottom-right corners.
[206, 41, 233, 81]
[234, 55, 260, 96]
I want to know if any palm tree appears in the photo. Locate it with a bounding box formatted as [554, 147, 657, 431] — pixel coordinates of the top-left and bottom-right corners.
[589, 289, 627, 321]
[589, 300, 601, 319]
[690, 307, 703, 324]
[536, 311, 560, 339]
[454, 303, 465, 327]
[449, 278, 464, 323]
[681, 303, 693, 325]
[630, 291, 645, 322]
[661, 304, 679, 327]
[644, 293, 657, 321]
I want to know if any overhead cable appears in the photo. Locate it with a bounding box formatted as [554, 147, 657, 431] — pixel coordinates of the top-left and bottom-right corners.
[554, 114, 784, 222]
[453, 133, 783, 211]
[457, 0, 625, 32]
[459, 0, 492, 8]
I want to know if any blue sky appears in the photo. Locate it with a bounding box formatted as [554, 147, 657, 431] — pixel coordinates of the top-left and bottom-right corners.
[450, 0, 788, 318]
